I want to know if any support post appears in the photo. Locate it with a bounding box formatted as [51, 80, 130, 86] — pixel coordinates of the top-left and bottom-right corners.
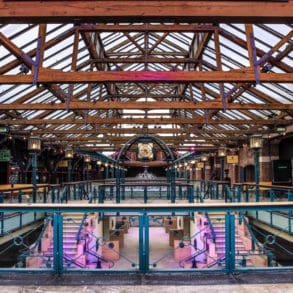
[170, 166, 176, 203]
[31, 152, 37, 203]
[220, 157, 225, 181]
[254, 149, 260, 202]
[225, 212, 235, 273]
[53, 213, 63, 274]
[139, 213, 149, 272]
[115, 168, 121, 203]
[67, 159, 72, 183]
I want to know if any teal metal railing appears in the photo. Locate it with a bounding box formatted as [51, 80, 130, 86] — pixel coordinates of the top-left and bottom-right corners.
[96, 182, 195, 204]
[76, 213, 88, 243]
[0, 200, 292, 273]
[205, 212, 216, 243]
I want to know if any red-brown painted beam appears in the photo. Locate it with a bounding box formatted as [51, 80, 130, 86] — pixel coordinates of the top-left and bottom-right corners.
[0, 69, 292, 84]
[0, 1, 292, 23]
[0, 101, 291, 110]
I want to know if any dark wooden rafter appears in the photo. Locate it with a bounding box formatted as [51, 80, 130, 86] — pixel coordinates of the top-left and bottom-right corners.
[0, 8, 292, 152]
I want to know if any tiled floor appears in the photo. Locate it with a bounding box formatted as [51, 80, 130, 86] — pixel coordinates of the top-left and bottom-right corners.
[0, 283, 292, 292]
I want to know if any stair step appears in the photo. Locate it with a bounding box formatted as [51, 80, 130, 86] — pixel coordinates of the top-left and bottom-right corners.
[63, 223, 81, 227]
[63, 229, 80, 233]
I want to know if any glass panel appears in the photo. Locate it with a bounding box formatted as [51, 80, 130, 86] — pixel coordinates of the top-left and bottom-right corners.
[62, 213, 139, 270]
[0, 213, 53, 270]
[149, 213, 226, 270]
[235, 210, 293, 269]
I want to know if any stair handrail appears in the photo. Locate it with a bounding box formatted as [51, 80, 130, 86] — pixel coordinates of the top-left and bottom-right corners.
[206, 255, 226, 268]
[76, 213, 88, 243]
[63, 253, 85, 268]
[86, 249, 115, 268]
[205, 212, 216, 243]
[178, 248, 208, 268]
[19, 216, 52, 259]
[240, 214, 263, 251]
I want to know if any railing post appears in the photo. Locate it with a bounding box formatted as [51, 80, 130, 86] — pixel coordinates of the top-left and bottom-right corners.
[245, 185, 249, 202]
[53, 212, 63, 274]
[144, 186, 147, 203]
[115, 168, 121, 203]
[225, 212, 235, 273]
[139, 213, 149, 272]
[269, 189, 275, 202]
[67, 184, 71, 201]
[216, 183, 219, 199]
[98, 186, 104, 204]
[31, 152, 37, 203]
[189, 185, 194, 203]
[57, 188, 60, 202]
[237, 187, 241, 202]
[232, 186, 236, 202]
[288, 191, 292, 235]
[73, 184, 77, 200]
[224, 185, 228, 203]
[43, 186, 47, 203]
[51, 188, 55, 203]
[196, 186, 201, 202]
[18, 190, 23, 203]
[170, 166, 176, 203]
[0, 193, 4, 236]
[254, 149, 260, 202]
[93, 187, 97, 203]
[78, 185, 82, 200]
[179, 185, 182, 200]
[110, 186, 114, 200]
[167, 184, 170, 200]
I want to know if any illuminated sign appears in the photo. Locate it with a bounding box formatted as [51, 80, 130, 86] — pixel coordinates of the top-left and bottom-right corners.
[196, 162, 204, 169]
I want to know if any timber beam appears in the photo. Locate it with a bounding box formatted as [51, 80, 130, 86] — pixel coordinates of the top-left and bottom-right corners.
[0, 101, 291, 111]
[3, 117, 292, 126]
[0, 1, 292, 23]
[13, 128, 271, 135]
[78, 24, 218, 33]
[74, 146, 218, 152]
[0, 69, 292, 84]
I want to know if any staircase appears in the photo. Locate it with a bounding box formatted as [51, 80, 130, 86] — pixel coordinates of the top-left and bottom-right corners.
[46, 213, 86, 268]
[26, 213, 115, 269]
[206, 212, 266, 268]
[63, 213, 86, 267]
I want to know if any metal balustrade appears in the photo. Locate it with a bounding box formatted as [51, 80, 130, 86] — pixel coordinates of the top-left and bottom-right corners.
[0, 202, 291, 273]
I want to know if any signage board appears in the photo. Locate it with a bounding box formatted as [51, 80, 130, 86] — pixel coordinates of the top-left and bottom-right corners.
[58, 160, 68, 168]
[227, 155, 239, 164]
[196, 162, 204, 169]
